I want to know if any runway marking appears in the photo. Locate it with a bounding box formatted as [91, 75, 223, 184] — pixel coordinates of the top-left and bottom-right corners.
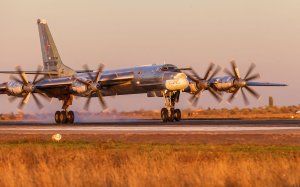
[1, 126, 300, 132]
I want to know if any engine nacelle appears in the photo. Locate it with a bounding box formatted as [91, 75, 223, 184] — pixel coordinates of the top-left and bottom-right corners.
[212, 76, 235, 92]
[6, 81, 23, 95]
[70, 80, 88, 94]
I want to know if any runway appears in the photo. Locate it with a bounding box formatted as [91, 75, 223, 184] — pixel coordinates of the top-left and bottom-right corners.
[0, 119, 300, 134]
[1, 119, 300, 144]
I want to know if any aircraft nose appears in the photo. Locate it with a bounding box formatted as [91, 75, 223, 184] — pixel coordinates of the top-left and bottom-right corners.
[165, 72, 189, 91]
[173, 72, 187, 79]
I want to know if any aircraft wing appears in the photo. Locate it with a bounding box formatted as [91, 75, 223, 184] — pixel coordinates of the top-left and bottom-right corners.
[246, 82, 287, 87]
[100, 71, 134, 86]
[0, 70, 134, 96]
[34, 71, 134, 89]
[0, 71, 59, 75]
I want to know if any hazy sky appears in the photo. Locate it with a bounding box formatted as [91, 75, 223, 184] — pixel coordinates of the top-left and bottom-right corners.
[0, 0, 300, 113]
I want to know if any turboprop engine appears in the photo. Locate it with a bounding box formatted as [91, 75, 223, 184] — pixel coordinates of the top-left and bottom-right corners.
[212, 76, 236, 92]
[70, 80, 89, 94]
[183, 63, 222, 106]
[6, 80, 23, 96]
[6, 65, 51, 109]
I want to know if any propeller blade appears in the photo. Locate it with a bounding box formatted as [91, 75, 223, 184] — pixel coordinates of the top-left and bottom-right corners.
[83, 64, 94, 81]
[33, 65, 43, 83]
[15, 66, 29, 85]
[208, 65, 221, 80]
[31, 93, 44, 109]
[94, 64, 104, 82]
[230, 60, 240, 79]
[18, 93, 31, 109]
[190, 68, 202, 80]
[20, 73, 29, 85]
[186, 74, 198, 83]
[8, 96, 18, 103]
[241, 88, 250, 106]
[244, 63, 256, 80]
[33, 77, 46, 85]
[188, 89, 202, 104]
[224, 68, 235, 78]
[97, 91, 107, 110]
[245, 73, 260, 81]
[74, 77, 90, 86]
[191, 96, 199, 107]
[244, 86, 260, 99]
[208, 87, 222, 103]
[203, 63, 215, 80]
[84, 94, 92, 111]
[228, 88, 240, 103]
[192, 94, 201, 107]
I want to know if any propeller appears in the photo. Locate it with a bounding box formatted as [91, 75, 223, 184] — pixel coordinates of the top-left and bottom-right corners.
[9, 65, 50, 109]
[224, 60, 261, 105]
[185, 63, 222, 106]
[74, 64, 107, 111]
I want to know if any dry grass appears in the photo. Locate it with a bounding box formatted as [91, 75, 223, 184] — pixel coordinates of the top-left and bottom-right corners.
[0, 142, 300, 187]
[118, 105, 300, 119]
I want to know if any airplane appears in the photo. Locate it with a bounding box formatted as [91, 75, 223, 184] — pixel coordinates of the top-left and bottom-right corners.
[0, 19, 287, 124]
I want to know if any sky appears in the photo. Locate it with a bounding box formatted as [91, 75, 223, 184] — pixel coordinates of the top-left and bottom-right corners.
[0, 0, 300, 113]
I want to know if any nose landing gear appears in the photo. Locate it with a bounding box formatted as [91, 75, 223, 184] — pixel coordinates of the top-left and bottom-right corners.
[161, 91, 182, 122]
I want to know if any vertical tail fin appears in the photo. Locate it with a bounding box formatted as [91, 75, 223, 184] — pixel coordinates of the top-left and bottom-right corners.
[37, 19, 75, 77]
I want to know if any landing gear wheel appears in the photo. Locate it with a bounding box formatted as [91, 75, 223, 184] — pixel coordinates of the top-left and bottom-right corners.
[55, 111, 61, 124]
[168, 108, 175, 122]
[59, 111, 67, 124]
[161, 108, 168, 122]
[174, 109, 181, 121]
[67, 111, 75, 124]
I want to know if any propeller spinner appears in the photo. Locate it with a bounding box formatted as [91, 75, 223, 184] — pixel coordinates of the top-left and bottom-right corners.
[224, 61, 261, 105]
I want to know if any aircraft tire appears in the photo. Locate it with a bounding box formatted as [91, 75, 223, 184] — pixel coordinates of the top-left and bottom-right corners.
[67, 111, 75, 124]
[168, 108, 175, 122]
[161, 108, 168, 122]
[59, 111, 67, 124]
[55, 111, 61, 124]
[174, 109, 181, 121]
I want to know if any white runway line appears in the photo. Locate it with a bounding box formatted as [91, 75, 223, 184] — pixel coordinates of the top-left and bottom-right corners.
[1, 126, 300, 132]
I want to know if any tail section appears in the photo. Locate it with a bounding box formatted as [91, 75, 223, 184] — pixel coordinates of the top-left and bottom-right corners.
[37, 19, 75, 77]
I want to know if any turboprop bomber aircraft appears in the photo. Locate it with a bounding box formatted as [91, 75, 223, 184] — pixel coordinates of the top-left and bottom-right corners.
[0, 19, 287, 123]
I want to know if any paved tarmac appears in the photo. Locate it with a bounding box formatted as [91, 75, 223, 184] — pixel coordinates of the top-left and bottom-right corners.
[0, 119, 300, 134]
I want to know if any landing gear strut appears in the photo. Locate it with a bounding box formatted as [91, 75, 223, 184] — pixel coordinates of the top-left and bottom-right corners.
[161, 91, 182, 122]
[55, 95, 75, 124]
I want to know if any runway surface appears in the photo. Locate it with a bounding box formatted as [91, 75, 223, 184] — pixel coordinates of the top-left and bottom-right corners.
[0, 119, 300, 134]
[1, 119, 300, 144]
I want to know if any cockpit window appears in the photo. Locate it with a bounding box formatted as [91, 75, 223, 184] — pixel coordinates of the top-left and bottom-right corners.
[160, 64, 179, 72]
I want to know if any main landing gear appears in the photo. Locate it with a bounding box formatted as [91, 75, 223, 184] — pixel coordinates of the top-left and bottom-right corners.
[161, 91, 182, 122]
[55, 110, 75, 124]
[55, 95, 75, 124]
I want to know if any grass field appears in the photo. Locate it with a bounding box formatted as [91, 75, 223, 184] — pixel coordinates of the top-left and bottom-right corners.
[1, 141, 300, 187]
